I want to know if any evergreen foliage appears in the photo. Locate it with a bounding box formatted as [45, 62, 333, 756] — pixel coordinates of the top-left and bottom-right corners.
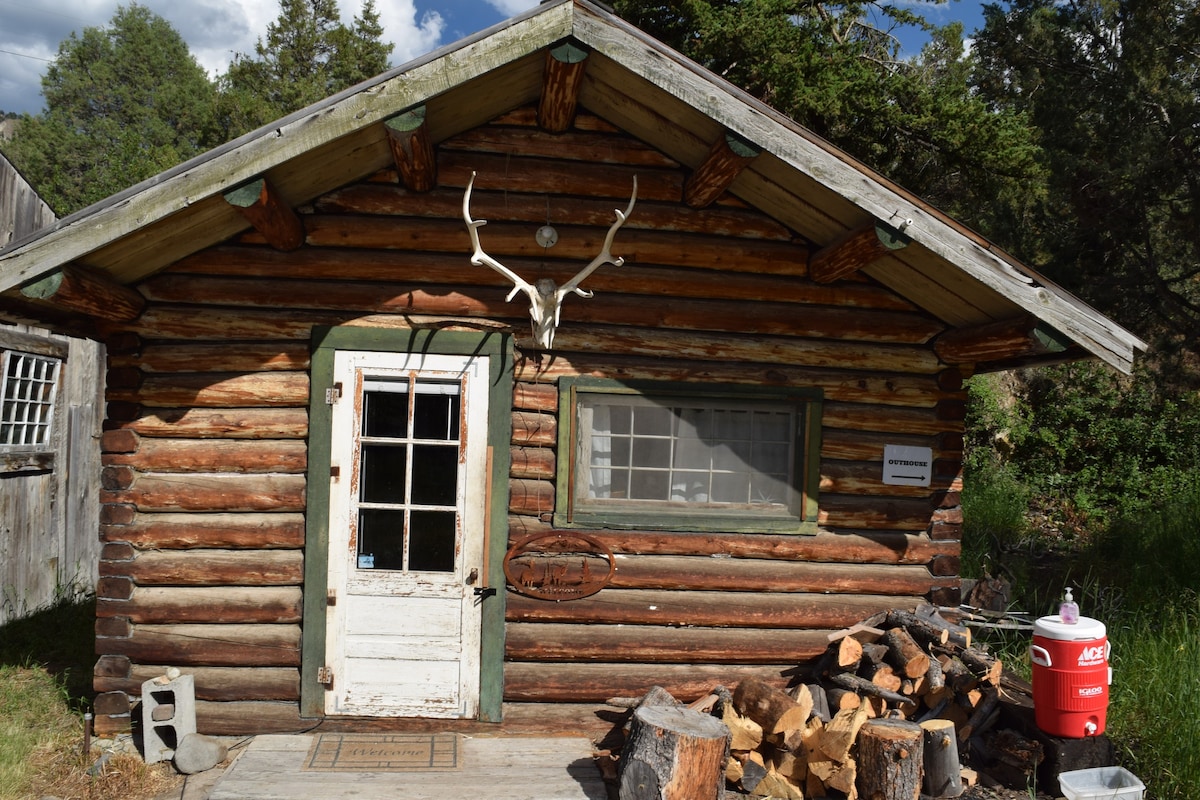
[610, 0, 1044, 225]
[1, 5, 220, 215]
[971, 0, 1200, 361]
[220, 0, 393, 136]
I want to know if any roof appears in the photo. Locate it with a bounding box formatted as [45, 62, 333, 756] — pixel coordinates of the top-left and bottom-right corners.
[0, 0, 1146, 373]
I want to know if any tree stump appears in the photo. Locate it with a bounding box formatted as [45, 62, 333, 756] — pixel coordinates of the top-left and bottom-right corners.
[619, 704, 729, 800]
[856, 718, 924, 800]
[920, 718, 964, 798]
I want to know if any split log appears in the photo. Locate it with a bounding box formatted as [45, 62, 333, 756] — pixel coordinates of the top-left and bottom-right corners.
[829, 672, 915, 708]
[618, 704, 729, 800]
[856, 718, 924, 800]
[955, 646, 1003, 685]
[733, 677, 812, 735]
[819, 697, 869, 762]
[882, 626, 931, 679]
[920, 719, 964, 798]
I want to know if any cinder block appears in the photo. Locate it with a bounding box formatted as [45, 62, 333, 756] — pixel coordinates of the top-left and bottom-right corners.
[141, 673, 196, 764]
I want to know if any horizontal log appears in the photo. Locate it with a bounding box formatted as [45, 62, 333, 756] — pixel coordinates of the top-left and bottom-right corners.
[94, 665, 299, 702]
[505, 589, 918, 629]
[542, 326, 941, 374]
[507, 519, 952, 565]
[511, 446, 555, 480]
[444, 121, 679, 168]
[105, 407, 309, 439]
[100, 549, 303, 585]
[101, 512, 306, 549]
[195, 700, 306, 735]
[503, 662, 792, 704]
[107, 305, 350, 341]
[513, 381, 558, 413]
[138, 273, 939, 345]
[101, 474, 306, 513]
[505, 623, 829, 664]
[107, 371, 309, 408]
[821, 429, 944, 462]
[818, 494, 937, 532]
[108, 342, 310, 373]
[21, 264, 146, 321]
[103, 438, 307, 474]
[820, 460, 963, 496]
[824, 402, 965, 436]
[512, 411, 556, 446]
[173, 244, 911, 310]
[437, 151, 683, 203]
[498, 702, 623, 738]
[96, 623, 301, 667]
[510, 478, 555, 517]
[512, 353, 953, 408]
[607, 555, 935, 596]
[96, 586, 303, 623]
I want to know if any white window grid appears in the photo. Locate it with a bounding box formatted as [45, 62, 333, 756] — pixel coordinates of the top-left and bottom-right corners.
[0, 351, 61, 447]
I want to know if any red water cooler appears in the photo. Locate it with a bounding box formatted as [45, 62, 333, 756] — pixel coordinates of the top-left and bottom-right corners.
[1029, 615, 1111, 737]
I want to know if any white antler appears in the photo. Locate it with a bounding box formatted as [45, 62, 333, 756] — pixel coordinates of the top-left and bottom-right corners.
[462, 171, 637, 349]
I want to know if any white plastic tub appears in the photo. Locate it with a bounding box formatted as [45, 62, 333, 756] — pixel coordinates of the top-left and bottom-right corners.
[1058, 766, 1145, 800]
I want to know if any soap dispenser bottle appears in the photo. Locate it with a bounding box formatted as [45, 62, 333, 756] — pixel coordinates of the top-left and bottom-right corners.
[1059, 587, 1079, 624]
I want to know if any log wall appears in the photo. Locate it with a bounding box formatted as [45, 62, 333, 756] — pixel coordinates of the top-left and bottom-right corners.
[92, 108, 964, 735]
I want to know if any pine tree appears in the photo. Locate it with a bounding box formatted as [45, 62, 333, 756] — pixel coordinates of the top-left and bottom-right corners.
[220, 0, 394, 136]
[1, 5, 220, 215]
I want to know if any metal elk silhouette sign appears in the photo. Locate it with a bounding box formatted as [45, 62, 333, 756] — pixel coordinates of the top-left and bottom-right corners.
[463, 171, 638, 349]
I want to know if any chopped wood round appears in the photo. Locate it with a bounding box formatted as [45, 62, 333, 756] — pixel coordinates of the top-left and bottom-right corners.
[920, 718, 964, 798]
[618, 704, 729, 800]
[855, 718, 924, 800]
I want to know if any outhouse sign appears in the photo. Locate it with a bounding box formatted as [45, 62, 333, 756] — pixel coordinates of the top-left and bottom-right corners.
[882, 445, 934, 487]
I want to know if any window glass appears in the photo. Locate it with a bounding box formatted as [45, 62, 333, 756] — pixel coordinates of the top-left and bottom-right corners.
[563, 382, 821, 533]
[0, 352, 60, 447]
[356, 378, 462, 572]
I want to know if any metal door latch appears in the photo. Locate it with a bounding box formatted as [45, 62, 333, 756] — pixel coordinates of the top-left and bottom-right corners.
[473, 587, 497, 598]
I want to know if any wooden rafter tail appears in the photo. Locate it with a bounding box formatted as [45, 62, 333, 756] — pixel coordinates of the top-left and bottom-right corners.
[809, 219, 911, 284]
[223, 177, 305, 251]
[20, 264, 145, 322]
[385, 106, 437, 192]
[538, 43, 589, 134]
[934, 315, 1071, 366]
[684, 131, 761, 209]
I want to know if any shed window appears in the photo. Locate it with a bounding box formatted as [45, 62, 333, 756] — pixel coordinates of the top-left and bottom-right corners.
[556, 380, 821, 533]
[0, 351, 60, 448]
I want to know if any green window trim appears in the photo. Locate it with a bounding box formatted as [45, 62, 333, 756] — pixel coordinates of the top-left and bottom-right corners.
[554, 377, 822, 534]
[300, 326, 513, 721]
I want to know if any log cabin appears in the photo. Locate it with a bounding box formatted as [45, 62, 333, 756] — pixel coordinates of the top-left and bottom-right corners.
[0, 0, 1145, 738]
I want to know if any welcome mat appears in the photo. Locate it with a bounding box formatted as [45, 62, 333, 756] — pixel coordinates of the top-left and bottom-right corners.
[303, 733, 460, 772]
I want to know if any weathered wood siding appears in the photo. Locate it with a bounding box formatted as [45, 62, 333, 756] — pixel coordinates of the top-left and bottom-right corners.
[1, 151, 55, 247]
[0, 325, 104, 624]
[93, 109, 963, 734]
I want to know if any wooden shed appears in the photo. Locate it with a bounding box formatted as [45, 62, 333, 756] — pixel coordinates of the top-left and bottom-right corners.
[0, 0, 1144, 737]
[1, 151, 104, 625]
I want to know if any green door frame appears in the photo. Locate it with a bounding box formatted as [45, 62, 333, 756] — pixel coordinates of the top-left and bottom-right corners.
[300, 326, 513, 721]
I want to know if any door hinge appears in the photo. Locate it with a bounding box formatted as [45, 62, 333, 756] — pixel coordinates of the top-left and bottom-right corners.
[317, 666, 334, 686]
[325, 383, 342, 404]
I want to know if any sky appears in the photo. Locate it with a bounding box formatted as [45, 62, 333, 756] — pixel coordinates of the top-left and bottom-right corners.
[0, 0, 988, 117]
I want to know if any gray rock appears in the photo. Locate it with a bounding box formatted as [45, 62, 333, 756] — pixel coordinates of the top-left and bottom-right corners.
[173, 733, 228, 775]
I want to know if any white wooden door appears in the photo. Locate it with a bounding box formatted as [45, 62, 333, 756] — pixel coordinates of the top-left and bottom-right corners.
[324, 350, 489, 717]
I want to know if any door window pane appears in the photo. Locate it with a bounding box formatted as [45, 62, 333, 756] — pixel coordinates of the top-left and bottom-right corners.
[410, 444, 458, 505]
[358, 509, 407, 570]
[360, 445, 407, 503]
[408, 510, 457, 571]
[354, 375, 464, 571]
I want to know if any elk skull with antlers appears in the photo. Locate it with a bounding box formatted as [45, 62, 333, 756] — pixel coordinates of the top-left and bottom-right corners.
[463, 171, 637, 349]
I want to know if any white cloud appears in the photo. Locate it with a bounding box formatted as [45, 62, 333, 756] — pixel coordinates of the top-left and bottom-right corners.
[483, 0, 540, 17]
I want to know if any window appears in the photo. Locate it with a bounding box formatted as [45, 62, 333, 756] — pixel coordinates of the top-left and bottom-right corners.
[355, 376, 463, 572]
[556, 379, 821, 533]
[0, 351, 60, 448]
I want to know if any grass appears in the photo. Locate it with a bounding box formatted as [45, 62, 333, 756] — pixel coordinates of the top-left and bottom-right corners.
[964, 465, 1200, 800]
[0, 595, 181, 800]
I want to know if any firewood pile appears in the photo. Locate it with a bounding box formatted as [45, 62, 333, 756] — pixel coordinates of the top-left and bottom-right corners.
[609, 606, 1044, 800]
